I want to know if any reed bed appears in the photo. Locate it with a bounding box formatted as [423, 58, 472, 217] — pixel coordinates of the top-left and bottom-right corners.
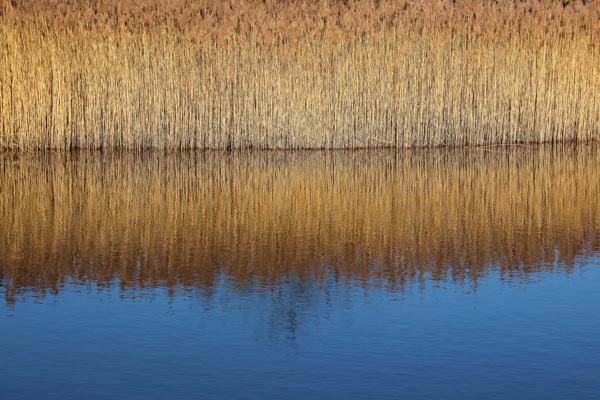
[1, 0, 599, 150]
[1, 146, 599, 302]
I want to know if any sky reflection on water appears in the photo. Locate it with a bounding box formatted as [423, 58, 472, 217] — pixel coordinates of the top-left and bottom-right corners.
[2, 262, 600, 400]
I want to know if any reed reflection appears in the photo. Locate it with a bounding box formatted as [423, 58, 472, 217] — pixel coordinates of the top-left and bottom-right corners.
[1, 146, 599, 304]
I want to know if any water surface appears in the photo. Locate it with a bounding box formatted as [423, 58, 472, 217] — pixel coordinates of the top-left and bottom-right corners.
[1, 147, 599, 399]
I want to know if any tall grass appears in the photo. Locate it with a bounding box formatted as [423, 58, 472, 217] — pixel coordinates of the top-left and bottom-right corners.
[1, 147, 599, 301]
[1, 0, 599, 150]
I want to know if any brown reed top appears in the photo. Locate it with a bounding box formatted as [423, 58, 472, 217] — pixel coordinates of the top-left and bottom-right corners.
[3, 0, 599, 36]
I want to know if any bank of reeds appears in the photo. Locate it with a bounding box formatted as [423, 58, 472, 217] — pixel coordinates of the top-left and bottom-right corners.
[1, 147, 599, 302]
[1, 0, 599, 150]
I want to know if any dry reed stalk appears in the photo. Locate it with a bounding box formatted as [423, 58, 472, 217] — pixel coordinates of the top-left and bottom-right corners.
[0, 0, 599, 150]
[1, 146, 599, 301]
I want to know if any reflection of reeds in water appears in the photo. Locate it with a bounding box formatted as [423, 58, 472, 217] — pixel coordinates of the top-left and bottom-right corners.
[1, 1, 599, 149]
[1, 146, 599, 302]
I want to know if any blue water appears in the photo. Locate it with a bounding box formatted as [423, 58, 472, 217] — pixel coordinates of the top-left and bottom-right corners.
[1, 148, 600, 399]
[2, 260, 599, 400]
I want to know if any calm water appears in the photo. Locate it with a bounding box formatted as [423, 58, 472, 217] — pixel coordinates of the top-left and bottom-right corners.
[1, 147, 600, 399]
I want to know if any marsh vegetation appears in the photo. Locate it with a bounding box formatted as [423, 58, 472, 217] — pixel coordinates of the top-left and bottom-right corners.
[1, 0, 599, 150]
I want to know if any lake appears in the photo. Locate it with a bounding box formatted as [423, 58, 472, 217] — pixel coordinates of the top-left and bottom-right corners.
[1, 146, 599, 399]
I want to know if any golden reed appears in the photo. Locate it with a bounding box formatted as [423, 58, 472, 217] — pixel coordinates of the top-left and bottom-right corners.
[1, 0, 599, 150]
[1, 146, 599, 302]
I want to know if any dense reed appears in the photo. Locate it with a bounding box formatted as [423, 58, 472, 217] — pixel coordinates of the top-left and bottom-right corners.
[1, 0, 599, 150]
[1, 146, 599, 302]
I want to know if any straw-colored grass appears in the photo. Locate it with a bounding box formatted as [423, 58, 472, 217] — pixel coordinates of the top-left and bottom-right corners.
[1, 0, 599, 150]
[1, 146, 599, 301]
